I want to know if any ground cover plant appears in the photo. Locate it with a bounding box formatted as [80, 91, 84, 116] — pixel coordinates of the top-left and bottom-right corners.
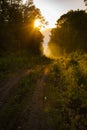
[44, 51, 87, 130]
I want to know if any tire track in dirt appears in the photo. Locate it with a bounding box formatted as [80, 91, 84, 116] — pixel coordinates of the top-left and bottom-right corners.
[0, 69, 34, 107]
[0, 64, 53, 130]
[22, 66, 52, 130]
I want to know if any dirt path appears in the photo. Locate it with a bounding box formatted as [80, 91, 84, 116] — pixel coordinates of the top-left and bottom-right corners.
[22, 66, 52, 130]
[0, 65, 53, 130]
[0, 69, 34, 107]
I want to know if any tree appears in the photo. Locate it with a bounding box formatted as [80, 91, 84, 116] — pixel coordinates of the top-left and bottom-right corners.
[17, 0, 45, 55]
[0, 0, 46, 55]
[48, 10, 87, 56]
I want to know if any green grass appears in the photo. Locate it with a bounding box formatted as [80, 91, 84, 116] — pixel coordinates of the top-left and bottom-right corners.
[0, 54, 30, 82]
[0, 70, 40, 129]
[0, 52, 51, 129]
[44, 52, 87, 130]
[0, 52, 51, 83]
[0, 51, 87, 130]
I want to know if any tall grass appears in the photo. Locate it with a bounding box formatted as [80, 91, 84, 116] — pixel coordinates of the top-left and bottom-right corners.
[44, 51, 87, 130]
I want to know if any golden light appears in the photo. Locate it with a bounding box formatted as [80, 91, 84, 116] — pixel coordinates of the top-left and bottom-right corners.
[22, 0, 27, 4]
[34, 19, 41, 28]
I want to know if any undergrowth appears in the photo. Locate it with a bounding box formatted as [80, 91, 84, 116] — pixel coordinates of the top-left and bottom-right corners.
[0, 70, 40, 130]
[44, 52, 87, 130]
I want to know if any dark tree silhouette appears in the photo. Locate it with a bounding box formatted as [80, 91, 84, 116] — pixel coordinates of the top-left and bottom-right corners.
[48, 10, 87, 56]
[84, 0, 87, 6]
[0, 0, 45, 55]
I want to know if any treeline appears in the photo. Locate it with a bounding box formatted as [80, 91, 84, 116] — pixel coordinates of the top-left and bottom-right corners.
[48, 10, 87, 57]
[0, 0, 44, 56]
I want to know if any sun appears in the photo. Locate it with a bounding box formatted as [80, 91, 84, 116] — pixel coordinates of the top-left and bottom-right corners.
[34, 19, 41, 28]
[22, 0, 26, 4]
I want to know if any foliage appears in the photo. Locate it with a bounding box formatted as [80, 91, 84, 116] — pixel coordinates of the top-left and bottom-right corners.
[0, 52, 51, 83]
[0, 0, 45, 55]
[44, 51, 87, 130]
[0, 50, 87, 129]
[0, 53, 51, 129]
[48, 10, 87, 56]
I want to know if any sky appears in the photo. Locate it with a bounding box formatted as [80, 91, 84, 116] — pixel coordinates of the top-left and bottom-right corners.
[34, 0, 86, 28]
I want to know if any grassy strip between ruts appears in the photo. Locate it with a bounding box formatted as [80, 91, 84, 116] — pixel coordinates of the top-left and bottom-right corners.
[0, 67, 42, 130]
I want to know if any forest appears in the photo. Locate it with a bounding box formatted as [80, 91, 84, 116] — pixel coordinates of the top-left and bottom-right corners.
[48, 10, 87, 57]
[0, 0, 87, 130]
[0, 0, 45, 56]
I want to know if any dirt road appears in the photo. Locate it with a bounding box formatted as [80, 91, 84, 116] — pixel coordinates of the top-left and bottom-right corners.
[0, 69, 33, 107]
[22, 67, 52, 130]
[0, 65, 53, 130]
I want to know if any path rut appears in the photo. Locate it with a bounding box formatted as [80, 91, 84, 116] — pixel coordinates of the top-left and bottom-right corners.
[0, 65, 53, 130]
[22, 67, 52, 130]
[0, 69, 33, 107]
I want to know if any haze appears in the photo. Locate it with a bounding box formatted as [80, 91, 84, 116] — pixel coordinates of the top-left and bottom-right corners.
[34, 0, 86, 28]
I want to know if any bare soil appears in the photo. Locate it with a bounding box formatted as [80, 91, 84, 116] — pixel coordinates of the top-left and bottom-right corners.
[0, 69, 33, 107]
[22, 67, 52, 130]
[0, 66, 53, 130]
